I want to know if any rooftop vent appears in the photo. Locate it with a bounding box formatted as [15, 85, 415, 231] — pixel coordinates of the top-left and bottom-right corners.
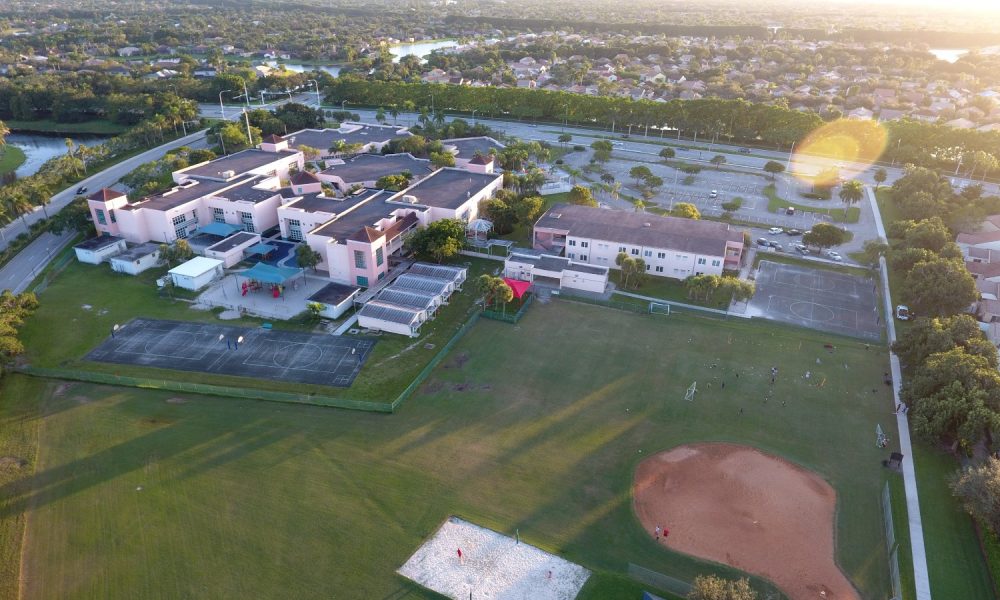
[219, 170, 236, 180]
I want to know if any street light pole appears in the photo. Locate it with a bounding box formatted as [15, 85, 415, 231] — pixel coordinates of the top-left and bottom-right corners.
[241, 80, 251, 108]
[243, 109, 254, 147]
[786, 141, 796, 171]
[219, 89, 232, 121]
[307, 79, 320, 107]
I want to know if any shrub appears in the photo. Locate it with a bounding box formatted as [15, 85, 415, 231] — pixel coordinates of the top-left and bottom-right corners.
[682, 175, 696, 185]
[721, 197, 743, 211]
[555, 159, 564, 165]
[573, 144, 586, 151]
[801, 190, 832, 200]
[680, 164, 702, 174]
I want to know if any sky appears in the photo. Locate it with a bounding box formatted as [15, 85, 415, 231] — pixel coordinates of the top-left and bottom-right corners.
[821, 0, 1000, 7]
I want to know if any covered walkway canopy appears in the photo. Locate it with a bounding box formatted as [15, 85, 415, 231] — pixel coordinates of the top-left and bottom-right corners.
[239, 263, 303, 285]
[246, 242, 278, 256]
[195, 222, 241, 237]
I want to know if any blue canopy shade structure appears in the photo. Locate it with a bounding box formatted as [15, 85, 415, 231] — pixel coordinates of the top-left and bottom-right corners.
[246, 242, 278, 256]
[239, 263, 303, 285]
[195, 222, 241, 237]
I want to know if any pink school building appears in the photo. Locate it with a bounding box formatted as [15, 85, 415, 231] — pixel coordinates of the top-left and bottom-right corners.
[85, 130, 503, 288]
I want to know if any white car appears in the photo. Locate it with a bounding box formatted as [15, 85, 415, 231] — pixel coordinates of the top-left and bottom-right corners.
[709, 190, 718, 198]
[896, 305, 911, 321]
[768, 227, 784, 235]
[826, 250, 843, 262]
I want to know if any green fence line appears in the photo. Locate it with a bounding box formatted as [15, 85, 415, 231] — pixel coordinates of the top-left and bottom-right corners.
[16, 366, 394, 413]
[555, 293, 648, 314]
[481, 294, 534, 324]
[390, 312, 481, 410]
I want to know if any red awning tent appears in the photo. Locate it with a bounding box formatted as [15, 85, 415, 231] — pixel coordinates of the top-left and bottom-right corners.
[503, 277, 532, 299]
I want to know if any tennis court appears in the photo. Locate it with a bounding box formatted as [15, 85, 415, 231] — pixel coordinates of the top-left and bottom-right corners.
[747, 261, 882, 340]
[86, 318, 375, 387]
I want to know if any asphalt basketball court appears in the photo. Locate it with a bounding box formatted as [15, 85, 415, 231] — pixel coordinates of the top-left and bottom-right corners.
[747, 260, 882, 340]
[86, 318, 376, 387]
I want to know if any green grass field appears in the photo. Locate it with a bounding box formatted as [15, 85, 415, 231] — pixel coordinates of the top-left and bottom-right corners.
[1, 298, 898, 599]
[0, 145, 26, 176]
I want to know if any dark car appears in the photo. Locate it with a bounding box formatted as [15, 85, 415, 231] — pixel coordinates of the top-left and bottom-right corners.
[768, 240, 783, 251]
[756, 237, 769, 247]
[76, 186, 88, 195]
[785, 228, 802, 236]
[738, 147, 751, 154]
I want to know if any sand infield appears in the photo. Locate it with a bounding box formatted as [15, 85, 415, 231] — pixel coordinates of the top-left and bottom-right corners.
[633, 443, 859, 600]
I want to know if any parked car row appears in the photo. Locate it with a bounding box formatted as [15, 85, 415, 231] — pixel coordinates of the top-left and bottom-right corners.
[755, 238, 844, 262]
[767, 227, 803, 236]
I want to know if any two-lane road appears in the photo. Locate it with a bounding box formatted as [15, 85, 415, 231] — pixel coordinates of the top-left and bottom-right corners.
[0, 129, 209, 254]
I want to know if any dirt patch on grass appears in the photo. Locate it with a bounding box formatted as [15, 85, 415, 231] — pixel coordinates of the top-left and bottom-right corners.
[0, 456, 28, 470]
[633, 442, 859, 600]
[421, 380, 444, 395]
[446, 352, 469, 369]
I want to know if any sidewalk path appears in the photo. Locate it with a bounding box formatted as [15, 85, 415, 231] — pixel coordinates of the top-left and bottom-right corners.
[867, 185, 932, 600]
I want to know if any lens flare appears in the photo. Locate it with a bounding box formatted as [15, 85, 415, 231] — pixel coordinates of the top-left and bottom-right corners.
[790, 119, 888, 186]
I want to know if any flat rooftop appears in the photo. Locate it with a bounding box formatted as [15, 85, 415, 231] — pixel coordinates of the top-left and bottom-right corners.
[126, 177, 250, 212]
[441, 136, 505, 157]
[535, 203, 745, 255]
[509, 252, 609, 275]
[111, 242, 160, 262]
[395, 168, 500, 210]
[214, 177, 281, 204]
[180, 149, 299, 181]
[207, 231, 259, 253]
[308, 282, 360, 306]
[285, 124, 409, 150]
[321, 153, 433, 184]
[310, 190, 400, 242]
[75, 236, 123, 251]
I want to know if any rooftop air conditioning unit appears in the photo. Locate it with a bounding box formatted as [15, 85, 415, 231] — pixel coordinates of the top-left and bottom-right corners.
[219, 170, 236, 179]
[402, 194, 418, 204]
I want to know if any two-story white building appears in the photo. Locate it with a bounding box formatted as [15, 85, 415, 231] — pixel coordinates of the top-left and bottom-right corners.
[532, 204, 745, 279]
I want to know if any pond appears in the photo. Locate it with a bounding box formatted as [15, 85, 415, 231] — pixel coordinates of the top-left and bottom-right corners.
[929, 48, 968, 63]
[263, 61, 342, 77]
[6, 132, 111, 179]
[389, 39, 459, 63]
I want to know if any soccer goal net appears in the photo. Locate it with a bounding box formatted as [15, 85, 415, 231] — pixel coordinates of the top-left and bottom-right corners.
[649, 302, 671, 315]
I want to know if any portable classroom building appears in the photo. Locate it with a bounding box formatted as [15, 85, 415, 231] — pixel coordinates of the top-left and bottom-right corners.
[74, 236, 127, 264]
[168, 256, 224, 290]
[109, 243, 162, 275]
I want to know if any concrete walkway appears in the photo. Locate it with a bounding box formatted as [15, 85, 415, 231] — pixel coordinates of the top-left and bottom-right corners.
[867, 185, 932, 600]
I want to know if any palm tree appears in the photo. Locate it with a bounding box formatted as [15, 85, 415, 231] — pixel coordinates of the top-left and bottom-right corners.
[389, 106, 400, 124]
[64, 137, 75, 157]
[0, 119, 9, 146]
[838, 179, 864, 207]
[5, 191, 34, 228]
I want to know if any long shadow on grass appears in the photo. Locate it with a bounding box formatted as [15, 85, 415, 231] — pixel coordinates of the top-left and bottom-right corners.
[0, 395, 297, 519]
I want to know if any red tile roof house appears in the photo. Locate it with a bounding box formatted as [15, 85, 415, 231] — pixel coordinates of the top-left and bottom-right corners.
[532, 203, 744, 279]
